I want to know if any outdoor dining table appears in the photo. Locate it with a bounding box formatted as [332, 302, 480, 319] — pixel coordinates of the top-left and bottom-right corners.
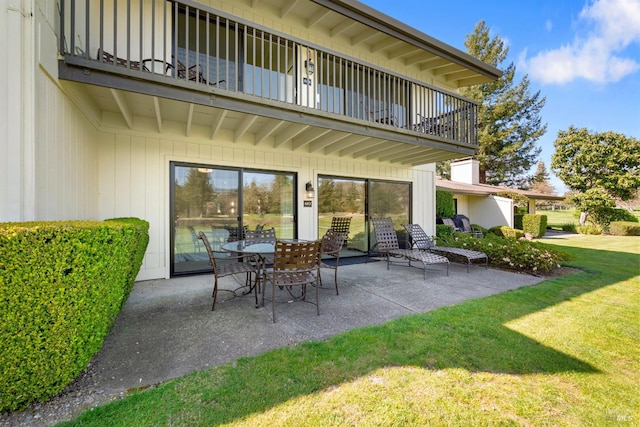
[221, 240, 276, 301]
[220, 239, 310, 300]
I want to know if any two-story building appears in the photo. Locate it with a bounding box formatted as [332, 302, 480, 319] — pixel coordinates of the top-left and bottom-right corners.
[1, 0, 501, 280]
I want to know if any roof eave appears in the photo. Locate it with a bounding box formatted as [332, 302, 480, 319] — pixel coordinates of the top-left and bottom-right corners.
[314, 0, 503, 82]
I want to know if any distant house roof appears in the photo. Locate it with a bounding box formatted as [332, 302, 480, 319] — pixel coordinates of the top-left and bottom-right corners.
[436, 178, 565, 201]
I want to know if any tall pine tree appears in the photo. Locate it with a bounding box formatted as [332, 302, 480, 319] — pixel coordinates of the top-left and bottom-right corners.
[458, 21, 546, 188]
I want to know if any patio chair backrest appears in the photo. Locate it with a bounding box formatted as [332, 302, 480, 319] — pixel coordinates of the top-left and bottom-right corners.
[198, 231, 221, 272]
[442, 218, 458, 230]
[330, 217, 351, 235]
[321, 229, 346, 257]
[245, 227, 276, 244]
[371, 217, 401, 252]
[459, 217, 472, 233]
[403, 224, 434, 250]
[272, 239, 322, 273]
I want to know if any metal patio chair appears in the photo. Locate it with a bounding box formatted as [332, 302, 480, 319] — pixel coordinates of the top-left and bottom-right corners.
[330, 216, 352, 246]
[199, 232, 260, 310]
[319, 229, 347, 294]
[262, 239, 323, 322]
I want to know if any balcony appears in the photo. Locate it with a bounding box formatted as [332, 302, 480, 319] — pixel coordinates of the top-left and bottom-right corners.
[58, 0, 480, 165]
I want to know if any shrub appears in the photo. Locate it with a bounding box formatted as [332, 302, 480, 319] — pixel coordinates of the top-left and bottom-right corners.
[522, 214, 548, 238]
[561, 223, 577, 232]
[514, 214, 524, 230]
[0, 219, 149, 411]
[435, 190, 455, 219]
[576, 225, 603, 235]
[471, 224, 488, 236]
[611, 209, 639, 223]
[104, 217, 150, 303]
[488, 226, 524, 239]
[609, 221, 640, 236]
[435, 224, 454, 239]
[441, 232, 572, 274]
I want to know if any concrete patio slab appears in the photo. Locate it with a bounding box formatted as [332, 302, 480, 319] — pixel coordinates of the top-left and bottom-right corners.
[88, 259, 543, 395]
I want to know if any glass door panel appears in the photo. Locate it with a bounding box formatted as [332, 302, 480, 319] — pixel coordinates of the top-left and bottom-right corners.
[171, 164, 240, 275]
[242, 171, 295, 238]
[369, 181, 411, 248]
[317, 177, 367, 255]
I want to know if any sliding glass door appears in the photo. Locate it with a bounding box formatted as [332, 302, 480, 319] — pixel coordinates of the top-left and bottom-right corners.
[317, 176, 411, 256]
[171, 163, 296, 276]
[242, 171, 295, 239]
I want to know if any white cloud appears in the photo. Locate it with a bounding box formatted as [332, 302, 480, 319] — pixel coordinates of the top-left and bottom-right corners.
[520, 0, 640, 85]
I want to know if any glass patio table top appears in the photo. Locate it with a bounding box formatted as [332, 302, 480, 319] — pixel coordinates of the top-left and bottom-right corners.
[221, 239, 309, 255]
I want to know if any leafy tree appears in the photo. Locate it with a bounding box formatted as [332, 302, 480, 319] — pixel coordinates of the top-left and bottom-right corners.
[436, 160, 451, 179]
[552, 127, 640, 225]
[457, 21, 546, 188]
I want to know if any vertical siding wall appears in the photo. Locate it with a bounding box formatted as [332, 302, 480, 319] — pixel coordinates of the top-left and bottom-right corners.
[35, 74, 100, 220]
[97, 127, 435, 280]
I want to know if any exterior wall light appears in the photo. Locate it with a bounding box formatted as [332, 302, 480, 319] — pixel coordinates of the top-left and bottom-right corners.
[305, 181, 315, 199]
[304, 59, 314, 75]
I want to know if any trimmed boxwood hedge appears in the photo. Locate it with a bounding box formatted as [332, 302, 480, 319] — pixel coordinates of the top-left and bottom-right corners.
[489, 226, 525, 239]
[0, 218, 148, 411]
[522, 214, 548, 238]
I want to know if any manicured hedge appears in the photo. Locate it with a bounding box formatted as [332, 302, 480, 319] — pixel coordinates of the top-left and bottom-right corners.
[609, 221, 640, 236]
[514, 214, 524, 230]
[0, 218, 149, 411]
[435, 190, 455, 219]
[522, 214, 548, 238]
[489, 226, 525, 239]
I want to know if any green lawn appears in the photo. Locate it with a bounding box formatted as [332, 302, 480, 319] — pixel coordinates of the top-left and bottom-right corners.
[537, 209, 579, 227]
[60, 235, 639, 426]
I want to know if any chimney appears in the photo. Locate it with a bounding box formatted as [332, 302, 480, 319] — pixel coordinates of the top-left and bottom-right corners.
[450, 158, 479, 185]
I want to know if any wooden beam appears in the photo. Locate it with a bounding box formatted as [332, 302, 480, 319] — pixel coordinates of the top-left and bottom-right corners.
[254, 120, 284, 145]
[153, 96, 162, 133]
[330, 19, 356, 37]
[280, 0, 300, 18]
[210, 109, 227, 139]
[307, 9, 331, 28]
[234, 115, 258, 142]
[308, 132, 350, 153]
[186, 103, 194, 137]
[109, 88, 133, 129]
[291, 128, 331, 150]
[273, 124, 308, 147]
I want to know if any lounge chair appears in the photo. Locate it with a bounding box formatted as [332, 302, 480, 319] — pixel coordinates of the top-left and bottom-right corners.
[403, 224, 488, 273]
[371, 217, 449, 278]
[456, 215, 484, 238]
[442, 218, 461, 232]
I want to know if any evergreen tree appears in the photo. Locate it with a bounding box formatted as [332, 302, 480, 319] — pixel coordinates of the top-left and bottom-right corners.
[458, 21, 546, 188]
[530, 161, 555, 194]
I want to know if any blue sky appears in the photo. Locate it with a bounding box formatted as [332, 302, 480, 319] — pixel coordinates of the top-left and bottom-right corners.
[362, 0, 640, 194]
